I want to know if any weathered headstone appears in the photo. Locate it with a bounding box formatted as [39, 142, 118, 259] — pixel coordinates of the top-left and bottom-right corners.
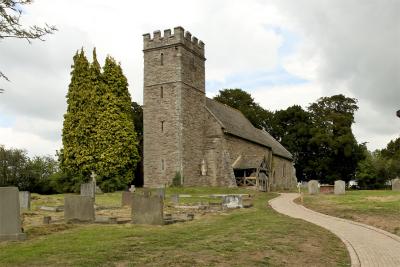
[131, 193, 163, 225]
[0, 187, 26, 241]
[19, 191, 31, 210]
[222, 195, 243, 208]
[308, 180, 319, 195]
[334, 180, 346, 195]
[392, 178, 400, 191]
[121, 191, 132, 207]
[129, 185, 136, 192]
[64, 195, 95, 223]
[170, 194, 179, 204]
[80, 182, 96, 199]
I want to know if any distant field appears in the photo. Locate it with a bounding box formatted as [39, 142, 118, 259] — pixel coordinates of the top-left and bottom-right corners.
[299, 190, 400, 236]
[0, 188, 350, 266]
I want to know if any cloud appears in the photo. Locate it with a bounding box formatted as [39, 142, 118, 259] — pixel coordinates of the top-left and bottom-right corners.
[270, 0, 400, 150]
[0, 0, 398, 155]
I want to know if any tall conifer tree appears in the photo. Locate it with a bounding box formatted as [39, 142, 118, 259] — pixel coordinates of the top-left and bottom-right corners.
[62, 50, 96, 182]
[95, 56, 139, 191]
[62, 50, 139, 191]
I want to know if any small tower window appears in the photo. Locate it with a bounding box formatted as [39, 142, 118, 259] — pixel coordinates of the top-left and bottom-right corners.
[191, 57, 195, 70]
[160, 53, 164, 66]
[161, 86, 163, 98]
[161, 121, 164, 132]
[161, 159, 165, 171]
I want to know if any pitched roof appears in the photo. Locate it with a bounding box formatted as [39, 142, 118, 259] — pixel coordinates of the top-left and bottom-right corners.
[205, 98, 293, 160]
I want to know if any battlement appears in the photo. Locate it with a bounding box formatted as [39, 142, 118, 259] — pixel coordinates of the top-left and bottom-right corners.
[143, 26, 205, 57]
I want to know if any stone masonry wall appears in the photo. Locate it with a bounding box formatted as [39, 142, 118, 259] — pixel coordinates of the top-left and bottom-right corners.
[143, 27, 206, 187]
[270, 156, 297, 190]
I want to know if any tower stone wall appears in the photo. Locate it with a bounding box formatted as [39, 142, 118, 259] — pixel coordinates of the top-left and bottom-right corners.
[143, 27, 206, 187]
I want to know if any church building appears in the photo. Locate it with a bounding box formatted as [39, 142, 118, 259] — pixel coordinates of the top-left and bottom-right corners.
[142, 27, 297, 191]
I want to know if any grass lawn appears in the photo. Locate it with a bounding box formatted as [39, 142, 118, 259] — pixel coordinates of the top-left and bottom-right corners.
[0, 188, 350, 266]
[299, 190, 400, 236]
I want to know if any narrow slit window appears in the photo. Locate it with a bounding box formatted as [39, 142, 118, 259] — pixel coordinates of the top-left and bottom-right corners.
[161, 159, 165, 171]
[161, 121, 164, 132]
[161, 86, 163, 98]
[160, 53, 164, 66]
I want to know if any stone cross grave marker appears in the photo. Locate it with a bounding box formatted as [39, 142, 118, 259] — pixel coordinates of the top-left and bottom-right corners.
[0, 187, 26, 241]
[64, 195, 95, 223]
[392, 178, 400, 191]
[19, 191, 31, 210]
[132, 191, 164, 225]
[334, 180, 346, 195]
[308, 180, 319, 195]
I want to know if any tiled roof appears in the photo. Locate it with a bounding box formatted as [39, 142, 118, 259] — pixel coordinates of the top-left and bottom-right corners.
[206, 98, 293, 160]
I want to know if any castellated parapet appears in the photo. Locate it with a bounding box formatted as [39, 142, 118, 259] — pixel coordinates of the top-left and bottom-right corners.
[143, 26, 205, 58]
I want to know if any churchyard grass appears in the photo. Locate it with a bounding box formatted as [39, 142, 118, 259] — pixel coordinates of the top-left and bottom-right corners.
[0, 188, 350, 266]
[299, 190, 400, 236]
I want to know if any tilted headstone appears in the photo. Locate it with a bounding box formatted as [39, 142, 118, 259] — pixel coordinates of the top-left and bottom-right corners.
[131, 192, 164, 225]
[392, 178, 400, 191]
[19, 191, 31, 210]
[308, 180, 319, 195]
[80, 181, 96, 199]
[64, 195, 95, 223]
[334, 180, 346, 195]
[121, 191, 132, 207]
[0, 187, 26, 241]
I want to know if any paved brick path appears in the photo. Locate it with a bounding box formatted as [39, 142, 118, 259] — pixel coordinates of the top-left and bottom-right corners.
[269, 193, 400, 267]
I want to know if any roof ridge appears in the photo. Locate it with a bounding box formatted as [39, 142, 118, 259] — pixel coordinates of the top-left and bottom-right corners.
[206, 97, 250, 121]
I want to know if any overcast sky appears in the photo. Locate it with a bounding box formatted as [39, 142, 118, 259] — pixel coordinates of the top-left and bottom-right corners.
[0, 0, 399, 157]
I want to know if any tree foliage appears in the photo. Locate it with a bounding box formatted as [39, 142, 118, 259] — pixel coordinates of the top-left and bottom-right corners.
[61, 49, 139, 192]
[215, 89, 365, 184]
[0, 145, 60, 193]
[214, 88, 273, 130]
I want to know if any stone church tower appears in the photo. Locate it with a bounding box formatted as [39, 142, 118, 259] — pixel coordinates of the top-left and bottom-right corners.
[143, 27, 207, 187]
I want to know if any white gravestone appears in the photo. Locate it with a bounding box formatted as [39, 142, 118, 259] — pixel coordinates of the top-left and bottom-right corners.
[308, 180, 319, 195]
[334, 180, 346, 195]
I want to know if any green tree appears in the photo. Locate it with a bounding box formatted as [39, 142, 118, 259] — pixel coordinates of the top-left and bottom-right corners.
[270, 105, 314, 181]
[61, 49, 96, 182]
[61, 50, 140, 192]
[308, 94, 364, 183]
[94, 56, 139, 191]
[131, 101, 143, 186]
[214, 88, 273, 130]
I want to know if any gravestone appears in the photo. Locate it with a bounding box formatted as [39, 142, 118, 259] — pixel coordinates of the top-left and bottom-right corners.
[121, 191, 132, 207]
[80, 182, 96, 199]
[64, 195, 95, 223]
[308, 180, 319, 195]
[19, 191, 31, 210]
[170, 194, 179, 204]
[222, 195, 243, 208]
[392, 178, 400, 191]
[131, 192, 164, 225]
[334, 180, 346, 195]
[0, 187, 26, 241]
